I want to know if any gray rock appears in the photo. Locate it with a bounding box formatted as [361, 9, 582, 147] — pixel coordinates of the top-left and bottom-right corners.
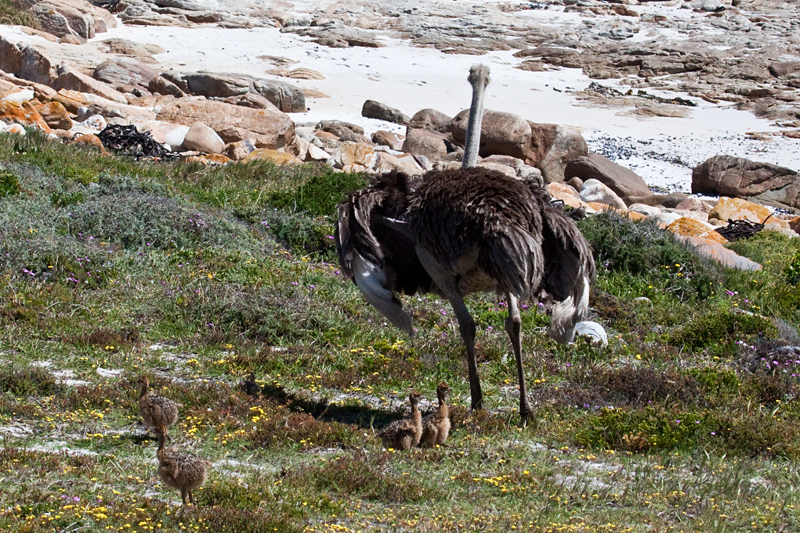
[565, 153, 651, 202]
[93, 58, 160, 92]
[402, 128, 449, 162]
[692, 155, 798, 197]
[361, 100, 410, 125]
[529, 123, 588, 183]
[452, 109, 532, 162]
[580, 179, 627, 210]
[148, 75, 186, 97]
[407, 108, 452, 134]
[183, 121, 225, 154]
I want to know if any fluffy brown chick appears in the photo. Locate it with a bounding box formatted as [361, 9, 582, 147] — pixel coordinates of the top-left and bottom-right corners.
[419, 382, 451, 448]
[378, 391, 423, 450]
[138, 376, 179, 434]
[156, 427, 210, 506]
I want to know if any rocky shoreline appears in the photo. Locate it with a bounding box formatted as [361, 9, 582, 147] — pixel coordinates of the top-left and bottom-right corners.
[0, 0, 799, 269]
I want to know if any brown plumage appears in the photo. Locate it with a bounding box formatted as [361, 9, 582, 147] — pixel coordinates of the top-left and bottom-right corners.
[138, 376, 179, 433]
[335, 65, 595, 421]
[156, 427, 210, 506]
[419, 382, 451, 448]
[378, 391, 423, 450]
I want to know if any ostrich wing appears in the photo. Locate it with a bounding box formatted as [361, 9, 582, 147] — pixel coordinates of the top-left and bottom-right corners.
[335, 172, 432, 337]
[539, 201, 596, 343]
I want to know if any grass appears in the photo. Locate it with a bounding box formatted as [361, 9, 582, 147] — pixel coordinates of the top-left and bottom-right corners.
[0, 129, 799, 531]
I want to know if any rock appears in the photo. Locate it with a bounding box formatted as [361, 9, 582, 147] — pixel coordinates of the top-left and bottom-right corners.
[148, 75, 186, 98]
[0, 87, 34, 104]
[528, 123, 588, 183]
[769, 61, 800, 78]
[306, 144, 331, 162]
[169, 72, 306, 112]
[407, 108, 452, 134]
[34, 1, 94, 43]
[376, 152, 425, 175]
[183, 153, 232, 166]
[183, 121, 225, 154]
[666, 217, 729, 245]
[100, 38, 165, 57]
[626, 193, 692, 209]
[5, 123, 26, 135]
[71, 133, 106, 150]
[361, 100, 410, 125]
[548, 183, 594, 211]
[372, 130, 404, 151]
[452, 109, 531, 161]
[316, 120, 365, 141]
[675, 197, 713, 213]
[708, 197, 773, 225]
[134, 120, 189, 150]
[266, 67, 325, 80]
[0, 37, 54, 85]
[482, 154, 543, 183]
[52, 88, 86, 113]
[244, 149, 302, 165]
[52, 64, 128, 104]
[402, 128, 449, 162]
[220, 92, 278, 109]
[224, 139, 257, 160]
[681, 235, 762, 271]
[564, 153, 651, 201]
[692, 155, 798, 197]
[157, 97, 295, 149]
[78, 94, 158, 123]
[580, 179, 627, 210]
[790, 216, 800, 236]
[0, 101, 52, 133]
[333, 142, 377, 172]
[566, 177, 584, 192]
[252, 79, 306, 113]
[33, 101, 73, 130]
[574, 321, 608, 346]
[93, 58, 160, 92]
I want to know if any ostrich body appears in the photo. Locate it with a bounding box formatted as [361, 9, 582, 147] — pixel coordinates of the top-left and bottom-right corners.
[156, 427, 210, 506]
[335, 65, 595, 419]
[378, 391, 423, 450]
[419, 382, 451, 448]
[138, 376, 179, 433]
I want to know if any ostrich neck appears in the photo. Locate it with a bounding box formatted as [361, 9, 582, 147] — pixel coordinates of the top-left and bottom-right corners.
[462, 65, 489, 169]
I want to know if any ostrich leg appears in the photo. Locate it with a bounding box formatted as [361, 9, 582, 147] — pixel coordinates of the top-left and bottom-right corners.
[506, 293, 532, 420]
[416, 247, 483, 410]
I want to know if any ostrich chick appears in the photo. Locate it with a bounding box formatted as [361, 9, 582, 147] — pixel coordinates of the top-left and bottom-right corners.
[156, 427, 210, 506]
[419, 382, 451, 448]
[378, 391, 423, 450]
[137, 376, 179, 434]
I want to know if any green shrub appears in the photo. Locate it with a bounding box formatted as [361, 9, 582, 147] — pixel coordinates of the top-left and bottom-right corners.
[0, 169, 20, 196]
[577, 211, 722, 301]
[266, 170, 367, 217]
[0, 367, 62, 397]
[785, 251, 800, 285]
[0, 0, 38, 27]
[667, 308, 777, 351]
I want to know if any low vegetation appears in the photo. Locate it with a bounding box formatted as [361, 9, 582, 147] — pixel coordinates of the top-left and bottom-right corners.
[1, 130, 798, 531]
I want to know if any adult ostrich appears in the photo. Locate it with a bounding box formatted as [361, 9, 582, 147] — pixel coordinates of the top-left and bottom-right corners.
[335, 65, 595, 420]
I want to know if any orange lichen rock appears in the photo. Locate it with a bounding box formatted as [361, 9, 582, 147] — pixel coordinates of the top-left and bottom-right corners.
[0, 101, 52, 133]
[666, 217, 728, 245]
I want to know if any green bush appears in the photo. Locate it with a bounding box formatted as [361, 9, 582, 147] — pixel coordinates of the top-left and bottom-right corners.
[0, 0, 38, 27]
[577, 211, 722, 301]
[266, 170, 367, 217]
[0, 169, 20, 196]
[667, 308, 777, 351]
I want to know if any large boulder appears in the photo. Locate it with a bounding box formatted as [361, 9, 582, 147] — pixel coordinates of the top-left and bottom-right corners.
[452, 109, 531, 161]
[0, 37, 54, 85]
[692, 155, 798, 197]
[361, 100, 410, 125]
[165, 72, 306, 112]
[579, 179, 627, 210]
[402, 128, 449, 161]
[183, 121, 225, 154]
[565, 153, 651, 201]
[93, 58, 160, 93]
[528, 123, 588, 183]
[51, 64, 128, 104]
[0, 101, 52, 133]
[156, 97, 295, 149]
[33, 101, 73, 130]
[408, 108, 452, 134]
